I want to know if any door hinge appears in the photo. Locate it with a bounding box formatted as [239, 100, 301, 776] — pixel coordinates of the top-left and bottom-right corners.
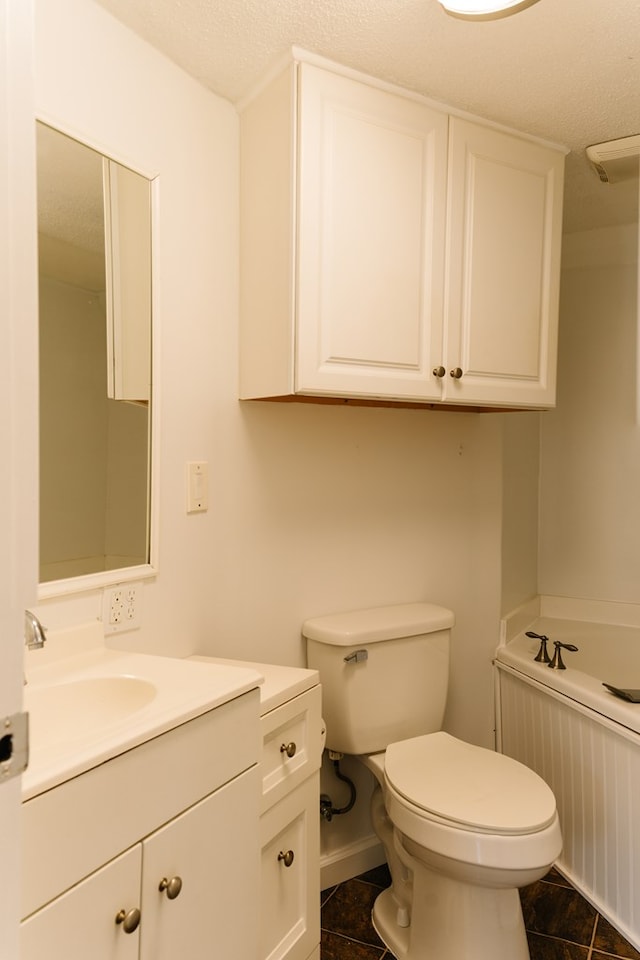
[1, 711, 29, 783]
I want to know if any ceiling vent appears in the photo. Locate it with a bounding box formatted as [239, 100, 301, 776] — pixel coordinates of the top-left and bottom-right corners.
[586, 135, 640, 184]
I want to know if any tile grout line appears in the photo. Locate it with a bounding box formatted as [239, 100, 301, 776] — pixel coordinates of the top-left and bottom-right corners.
[586, 911, 598, 960]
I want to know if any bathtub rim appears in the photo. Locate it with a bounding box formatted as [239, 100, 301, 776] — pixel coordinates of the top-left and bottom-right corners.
[495, 630, 640, 745]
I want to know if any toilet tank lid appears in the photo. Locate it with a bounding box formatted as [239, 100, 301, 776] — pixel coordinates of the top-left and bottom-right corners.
[302, 603, 455, 645]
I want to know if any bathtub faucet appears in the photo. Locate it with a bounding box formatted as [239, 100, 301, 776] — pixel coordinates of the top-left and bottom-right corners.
[548, 640, 579, 670]
[526, 630, 551, 663]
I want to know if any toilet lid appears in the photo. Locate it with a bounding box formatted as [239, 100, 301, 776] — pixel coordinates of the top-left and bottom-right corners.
[384, 732, 557, 835]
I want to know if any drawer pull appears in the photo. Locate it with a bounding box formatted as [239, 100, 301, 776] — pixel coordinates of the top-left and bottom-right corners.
[280, 741, 297, 758]
[278, 849, 295, 867]
[159, 876, 183, 900]
[115, 907, 141, 933]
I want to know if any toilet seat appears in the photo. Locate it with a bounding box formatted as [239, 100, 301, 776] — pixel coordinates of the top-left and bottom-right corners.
[373, 732, 562, 872]
[384, 732, 557, 835]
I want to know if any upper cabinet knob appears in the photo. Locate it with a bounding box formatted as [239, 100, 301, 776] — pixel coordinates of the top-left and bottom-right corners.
[159, 876, 183, 900]
[115, 907, 141, 934]
[450, 367, 463, 379]
[432, 365, 446, 378]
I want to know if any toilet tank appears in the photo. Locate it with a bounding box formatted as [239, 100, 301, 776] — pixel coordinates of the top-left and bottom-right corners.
[303, 603, 454, 755]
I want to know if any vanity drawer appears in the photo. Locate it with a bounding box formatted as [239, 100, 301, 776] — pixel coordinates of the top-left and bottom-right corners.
[260, 773, 320, 960]
[261, 685, 322, 814]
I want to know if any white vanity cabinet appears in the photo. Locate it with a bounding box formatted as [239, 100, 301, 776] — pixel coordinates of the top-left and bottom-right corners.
[21, 691, 261, 960]
[259, 680, 322, 960]
[191, 656, 323, 960]
[239, 50, 565, 410]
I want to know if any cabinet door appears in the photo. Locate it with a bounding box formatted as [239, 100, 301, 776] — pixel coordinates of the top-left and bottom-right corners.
[140, 765, 259, 960]
[296, 63, 448, 401]
[445, 118, 564, 408]
[260, 773, 320, 960]
[21, 845, 141, 960]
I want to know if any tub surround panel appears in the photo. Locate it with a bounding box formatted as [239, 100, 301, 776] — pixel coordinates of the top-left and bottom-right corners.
[539, 595, 640, 629]
[500, 595, 640, 642]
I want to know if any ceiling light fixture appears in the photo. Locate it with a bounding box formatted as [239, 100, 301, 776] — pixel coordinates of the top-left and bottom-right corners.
[436, 0, 542, 20]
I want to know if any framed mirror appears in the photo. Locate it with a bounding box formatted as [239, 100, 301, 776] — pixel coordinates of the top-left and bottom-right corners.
[36, 122, 154, 593]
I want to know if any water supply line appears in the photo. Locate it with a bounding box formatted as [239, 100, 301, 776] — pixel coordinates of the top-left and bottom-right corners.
[320, 752, 357, 822]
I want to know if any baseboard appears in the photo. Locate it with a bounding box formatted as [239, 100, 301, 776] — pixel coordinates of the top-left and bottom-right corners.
[320, 835, 385, 889]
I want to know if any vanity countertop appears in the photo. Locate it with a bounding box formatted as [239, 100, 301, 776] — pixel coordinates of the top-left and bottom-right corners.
[188, 655, 318, 716]
[23, 624, 262, 801]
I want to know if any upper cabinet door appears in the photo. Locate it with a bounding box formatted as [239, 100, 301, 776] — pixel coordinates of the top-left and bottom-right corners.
[295, 64, 448, 401]
[444, 118, 564, 408]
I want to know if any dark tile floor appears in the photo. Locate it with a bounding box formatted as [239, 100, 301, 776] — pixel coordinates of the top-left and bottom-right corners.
[321, 863, 640, 960]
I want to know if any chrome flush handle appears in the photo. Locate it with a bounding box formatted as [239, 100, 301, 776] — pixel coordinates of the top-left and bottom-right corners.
[343, 649, 368, 664]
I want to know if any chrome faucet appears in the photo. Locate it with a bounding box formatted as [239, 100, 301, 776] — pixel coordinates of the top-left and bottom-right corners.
[24, 609, 47, 650]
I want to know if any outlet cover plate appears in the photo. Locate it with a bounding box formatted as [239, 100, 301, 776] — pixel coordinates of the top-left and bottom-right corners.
[102, 581, 143, 635]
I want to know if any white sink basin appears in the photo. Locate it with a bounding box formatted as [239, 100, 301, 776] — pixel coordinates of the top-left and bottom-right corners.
[26, 676, 157, 748]
[22, 623, 263, 801]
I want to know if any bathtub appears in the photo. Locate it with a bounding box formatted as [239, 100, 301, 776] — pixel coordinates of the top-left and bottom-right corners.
[495, 610, 640, 950]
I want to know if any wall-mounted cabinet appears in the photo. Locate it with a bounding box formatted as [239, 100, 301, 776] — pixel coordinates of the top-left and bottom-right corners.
[239, 51, 566, 410]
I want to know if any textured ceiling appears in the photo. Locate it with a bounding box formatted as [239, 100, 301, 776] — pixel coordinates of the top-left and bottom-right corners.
[96, 0, 640, 233]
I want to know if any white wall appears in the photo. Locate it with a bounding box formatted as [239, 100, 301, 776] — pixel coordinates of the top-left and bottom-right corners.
[501, 412, 541, 616]
[32, 0, 508, 754]
[539, 223, 639, 604]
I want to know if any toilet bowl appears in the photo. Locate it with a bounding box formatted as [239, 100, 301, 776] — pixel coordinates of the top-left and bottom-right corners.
[362, 735, 561, 959]
[304, 603, 562, 960]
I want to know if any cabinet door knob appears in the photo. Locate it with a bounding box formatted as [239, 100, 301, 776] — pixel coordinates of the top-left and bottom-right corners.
[115, 907, 141, 933]
[449, 367, 463, 379]
[159, 876, 183, 900]
[278, 849, 295, 867]
[432, 366, 446, 378]
[280, 741, 297, 758]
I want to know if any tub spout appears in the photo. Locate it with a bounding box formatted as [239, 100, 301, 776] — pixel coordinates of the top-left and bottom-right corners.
[549, 640, 579, 670]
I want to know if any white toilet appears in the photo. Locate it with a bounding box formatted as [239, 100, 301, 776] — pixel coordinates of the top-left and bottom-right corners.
[304, 603, 562, 960]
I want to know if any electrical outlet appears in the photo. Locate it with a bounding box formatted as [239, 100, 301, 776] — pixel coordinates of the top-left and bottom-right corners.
[103, 581, 143, 635]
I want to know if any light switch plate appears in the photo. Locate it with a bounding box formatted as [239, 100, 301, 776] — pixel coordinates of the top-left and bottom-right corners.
[187, 461, 208, 513]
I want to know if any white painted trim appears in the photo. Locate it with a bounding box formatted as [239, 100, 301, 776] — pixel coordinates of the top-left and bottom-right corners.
[320, 835, 385, 889]
[0, 0, 37, 952]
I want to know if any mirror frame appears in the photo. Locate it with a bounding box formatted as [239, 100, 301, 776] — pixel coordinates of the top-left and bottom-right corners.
[36, 116, 160, 600]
